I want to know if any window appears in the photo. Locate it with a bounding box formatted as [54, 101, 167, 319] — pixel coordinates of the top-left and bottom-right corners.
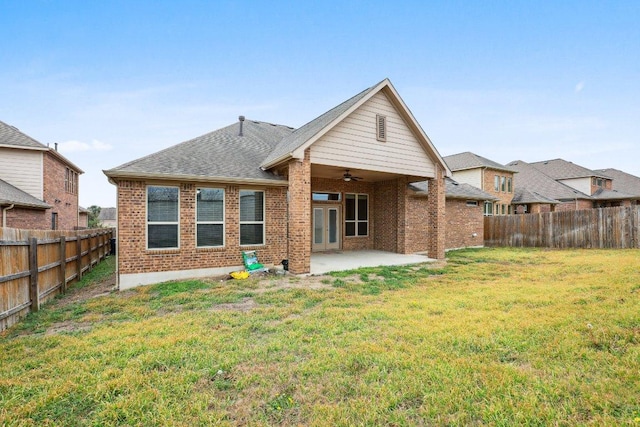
[312, 192, 341, 201]
[507, 177, 512, 193]
[508, 205, 513, 214]
[240, 190, 264, 245]
[494, 176, 500, 191]
[196, 188, 224, 247]
[147, 186, 179, 249]
[65, 168, 78, 195]
[51, 212, 58, 230]
[501, 204, 506, 215]
[345, 193, 368, 236]
[466, 200, 478, 207]
[484, 201, 493, 216]
[376, 115, 387, 142]
[501, 176, 506, 192]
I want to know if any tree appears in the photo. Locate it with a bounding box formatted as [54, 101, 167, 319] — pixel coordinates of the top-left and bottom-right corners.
[88, 205, 102, 228]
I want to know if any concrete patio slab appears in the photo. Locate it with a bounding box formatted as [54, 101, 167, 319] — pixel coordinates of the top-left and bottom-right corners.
[309, 250, 434, 275]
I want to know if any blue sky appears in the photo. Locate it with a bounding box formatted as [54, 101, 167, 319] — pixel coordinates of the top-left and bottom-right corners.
[1, 1, 638, 207]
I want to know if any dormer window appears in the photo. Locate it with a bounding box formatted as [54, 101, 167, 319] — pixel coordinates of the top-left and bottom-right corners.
[376, 114, 387, 142]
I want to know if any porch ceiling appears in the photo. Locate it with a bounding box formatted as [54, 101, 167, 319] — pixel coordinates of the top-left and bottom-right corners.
[311, 164, 424, 183]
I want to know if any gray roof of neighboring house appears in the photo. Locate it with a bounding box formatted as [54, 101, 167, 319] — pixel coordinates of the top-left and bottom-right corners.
[593, 168, 640, 197]
[260, 83, 378, 167]
[530, 158, 611, 180]
[511, 187, 559, 204]
[444, 152, 516, 173]
[591, 188, 638, 201]
[98, 207, 117, 221]
[105, 120, 294, 182]
[0, 120, 48, 150]
[507, 160, 589, 201]
[410, 178, 498, 201]
[0, 178, 50, 209]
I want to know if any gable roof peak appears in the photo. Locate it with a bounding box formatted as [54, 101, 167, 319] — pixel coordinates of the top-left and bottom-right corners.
[260, 78, 451, 176]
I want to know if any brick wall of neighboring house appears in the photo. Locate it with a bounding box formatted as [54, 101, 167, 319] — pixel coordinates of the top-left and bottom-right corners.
[555, 199, 594, 212]
[43, 152, 79, 230]
[483, 168, 515, 215]
[116, 180, 287, 276]
[4, 207, 47, 229]
[445, 198, 484, 250]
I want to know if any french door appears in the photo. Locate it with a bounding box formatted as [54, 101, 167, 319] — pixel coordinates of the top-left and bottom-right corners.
[312, 206, 340, 252]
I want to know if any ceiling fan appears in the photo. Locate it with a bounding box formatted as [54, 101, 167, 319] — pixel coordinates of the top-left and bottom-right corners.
[342, 170, 362, 182]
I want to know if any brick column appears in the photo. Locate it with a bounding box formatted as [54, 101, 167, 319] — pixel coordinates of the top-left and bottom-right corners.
[427, 165, 446, 259]
[396, 176, 408, 253]
[287, 150, 311, 273]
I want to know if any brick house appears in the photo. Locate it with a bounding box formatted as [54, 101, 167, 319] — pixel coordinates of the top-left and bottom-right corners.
[0, 120, 84, 230]
[443, 152, 516, 216]
[508, 159, 639, 213]
[104, 79, 452, 289]
[411, 178, 497, 250]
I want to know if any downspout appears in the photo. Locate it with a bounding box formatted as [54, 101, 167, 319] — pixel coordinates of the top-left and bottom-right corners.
[2, 204, 15, 228]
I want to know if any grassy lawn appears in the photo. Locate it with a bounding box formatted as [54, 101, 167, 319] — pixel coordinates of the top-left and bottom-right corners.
[1, 248, 639, 426]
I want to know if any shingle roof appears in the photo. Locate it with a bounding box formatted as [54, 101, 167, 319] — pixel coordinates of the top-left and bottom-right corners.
[105, 120, 294, 182]
[0, 120, 48, 150]
[260, 83, 379, 167]
[0, 178, 50, 209]
[593, 168, 640, 197]
[444, 152, 515, 173]
[98, 207, 117, 221]
[511, 187, 559, 204]
[410, 178, 498, 201]
[530, 158, 610, 180]
[507, 160, 589, 201]
[591, 188, 638, 201]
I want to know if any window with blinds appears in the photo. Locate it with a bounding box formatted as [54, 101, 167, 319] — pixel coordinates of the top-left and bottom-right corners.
[147, 186, 179, 249]
[196, 188, 224, 247]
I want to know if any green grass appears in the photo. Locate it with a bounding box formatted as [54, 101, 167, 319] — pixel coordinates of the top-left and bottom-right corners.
[1, 248, 639, 426]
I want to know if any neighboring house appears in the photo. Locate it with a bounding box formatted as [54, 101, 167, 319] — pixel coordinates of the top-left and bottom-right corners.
[104, 79, 451, 289]
[79, 206, 89, 228]
[0, 120, 84, 230]
[97, 207, 117, 228]
[509, 159, 639, 212]
[593, 168, 640, 205]
[443, 152, 516, 216]
[411, 178, 497, 250]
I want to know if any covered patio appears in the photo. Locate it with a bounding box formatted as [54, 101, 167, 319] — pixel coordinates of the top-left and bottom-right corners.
[309, 250, 434, 275]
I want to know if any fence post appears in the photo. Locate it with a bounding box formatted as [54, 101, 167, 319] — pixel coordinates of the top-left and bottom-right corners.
[60, 236, 67, 293]
[76, 236, 83, 281]
[29, 237, 40, 312]
[88, 234, 94, 271]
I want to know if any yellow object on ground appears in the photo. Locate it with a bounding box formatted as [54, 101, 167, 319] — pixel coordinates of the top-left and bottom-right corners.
[230, 270, 250, 280]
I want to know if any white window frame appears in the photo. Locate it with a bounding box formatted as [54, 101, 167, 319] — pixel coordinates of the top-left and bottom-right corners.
[146, 185, 180, 250]
[196, 188, 225, 248]
[484, 201, 493, 216]
[239, 189, 265, 246]
[345, 193, 369, 237]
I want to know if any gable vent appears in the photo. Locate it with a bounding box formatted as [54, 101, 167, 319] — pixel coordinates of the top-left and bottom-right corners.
[376, 114, 387, 142]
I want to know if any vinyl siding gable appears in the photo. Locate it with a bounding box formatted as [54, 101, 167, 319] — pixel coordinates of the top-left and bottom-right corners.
[0, 147, 43, 199]
[309, 91, 436, 178]
[451, 169, 482, 189]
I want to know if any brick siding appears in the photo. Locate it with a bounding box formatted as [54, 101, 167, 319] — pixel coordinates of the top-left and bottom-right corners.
[43, 152, 79, 230]
[116, 180, 287, 276]
[4, 207, 47, 229]
[482, 168, 515, 215]
[445, 198, 484, 249]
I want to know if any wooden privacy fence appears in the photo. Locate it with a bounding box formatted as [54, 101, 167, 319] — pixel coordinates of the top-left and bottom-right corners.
[0, 227, 114, 331]
[484, 206, 640, 249]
